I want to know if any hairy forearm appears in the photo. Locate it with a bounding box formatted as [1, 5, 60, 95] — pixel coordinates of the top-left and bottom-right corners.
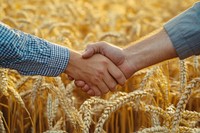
[123, 28, 178, 73]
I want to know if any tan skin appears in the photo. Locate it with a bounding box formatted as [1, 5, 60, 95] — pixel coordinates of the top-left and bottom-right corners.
[73, 28, 178, 94]
[65, 50, 126, 96]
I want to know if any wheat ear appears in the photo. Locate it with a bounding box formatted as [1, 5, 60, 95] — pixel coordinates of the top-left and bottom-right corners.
[94, 90, 147, 133]
[172, 78, 200, 132]
[0, 111, 6, 133]
[137, 126, 169, 133]
[0, 68, 9, 96]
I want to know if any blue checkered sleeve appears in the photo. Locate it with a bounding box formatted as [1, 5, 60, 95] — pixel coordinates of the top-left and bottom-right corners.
[164, 2, 200, 59]
[0, 22, 70, 76]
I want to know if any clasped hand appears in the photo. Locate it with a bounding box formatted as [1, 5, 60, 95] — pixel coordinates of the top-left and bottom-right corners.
[65, 29, 177, 96]
[64, 43, 132, 96]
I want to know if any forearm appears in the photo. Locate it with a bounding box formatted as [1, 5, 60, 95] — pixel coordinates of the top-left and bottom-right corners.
[0, 22, 69, 76]
[124, 2, 200, 74]
[164, 2, 200, 59]
[123, 28, 177, 73]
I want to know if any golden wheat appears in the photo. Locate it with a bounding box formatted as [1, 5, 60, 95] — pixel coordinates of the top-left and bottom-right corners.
[0, 0, 199, 133]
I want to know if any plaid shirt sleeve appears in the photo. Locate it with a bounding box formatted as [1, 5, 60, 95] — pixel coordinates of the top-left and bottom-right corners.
[164, 2, 200, 59]
[0, 22, 70, 76]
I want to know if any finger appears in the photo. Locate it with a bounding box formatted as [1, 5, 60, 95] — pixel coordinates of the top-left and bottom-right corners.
[82, 84, 90, 92]
[82, 48, 95, 58]
[103, 72, 117, 92]
[74, 80, 85, 87]
[87, 89, 95, 96]
[96, 81, 109, 95]
[108, 63, 126, 86]
[68, 76, 74, 81]
[89, 86, 102, 96]
[82, 42, 105, 59]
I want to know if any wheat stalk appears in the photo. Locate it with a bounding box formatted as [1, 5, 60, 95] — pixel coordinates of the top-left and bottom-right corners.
[144, 105, 171, 127]
[79, 97, 111, 133]
[47, 94, 53, 129]
[172, 78, 200, 132]
[99, 32, 120, 41]
[0, 111, 6, 133]
[94, 90, 147, 133]
[0, 68, 9, 96]
[179, 60, 187, 93]
[31, 76, 43, 104]
[49, 83, 85, 132]
[139, 67, 157, 90]
[52, 117, 63, 131]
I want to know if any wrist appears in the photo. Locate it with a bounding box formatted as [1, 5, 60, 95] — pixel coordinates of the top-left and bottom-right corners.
[65, 50, 81, 78]
[123, 38, 158, 75]
[122, 48, 141, 75]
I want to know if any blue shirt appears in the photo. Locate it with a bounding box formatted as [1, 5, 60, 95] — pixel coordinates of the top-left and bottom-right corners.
[164, 2, 200, 59]
[0, 22, 69, 76]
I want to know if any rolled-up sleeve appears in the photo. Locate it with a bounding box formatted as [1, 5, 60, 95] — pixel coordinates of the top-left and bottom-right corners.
[0, 23, 70, 76]
[164, 2, 200, 59]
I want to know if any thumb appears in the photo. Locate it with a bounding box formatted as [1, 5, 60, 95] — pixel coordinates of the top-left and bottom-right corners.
[82, 45, 96, 58]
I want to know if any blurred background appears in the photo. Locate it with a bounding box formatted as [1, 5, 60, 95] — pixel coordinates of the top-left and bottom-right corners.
[0, 0, 199, 133]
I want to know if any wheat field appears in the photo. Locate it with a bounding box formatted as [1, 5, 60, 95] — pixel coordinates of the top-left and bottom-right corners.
[0, 0, 200, 133]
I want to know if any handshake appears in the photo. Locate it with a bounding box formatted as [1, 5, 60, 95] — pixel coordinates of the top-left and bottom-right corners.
[65, 41, 134, 96]
[64, 28, 177, 96]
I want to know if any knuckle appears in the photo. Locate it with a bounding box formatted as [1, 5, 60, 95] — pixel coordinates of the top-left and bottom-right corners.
[97, 68, 105, 76]
[100, 41, 106, 45]
[98, 71, 104, 76]
[100, 59, 108, 66]
[92, 77, 99, 83]
[103, 59, 108, 64]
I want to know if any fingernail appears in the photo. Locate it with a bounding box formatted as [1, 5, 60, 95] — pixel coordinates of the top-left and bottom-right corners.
[87, 90, 94, 96]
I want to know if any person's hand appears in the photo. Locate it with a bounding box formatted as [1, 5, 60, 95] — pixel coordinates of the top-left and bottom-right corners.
[73, 28, 178, 92]
[65, 50, 126, 96]
[72, 42, 137, 92]
[82, 42, 134, 78]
